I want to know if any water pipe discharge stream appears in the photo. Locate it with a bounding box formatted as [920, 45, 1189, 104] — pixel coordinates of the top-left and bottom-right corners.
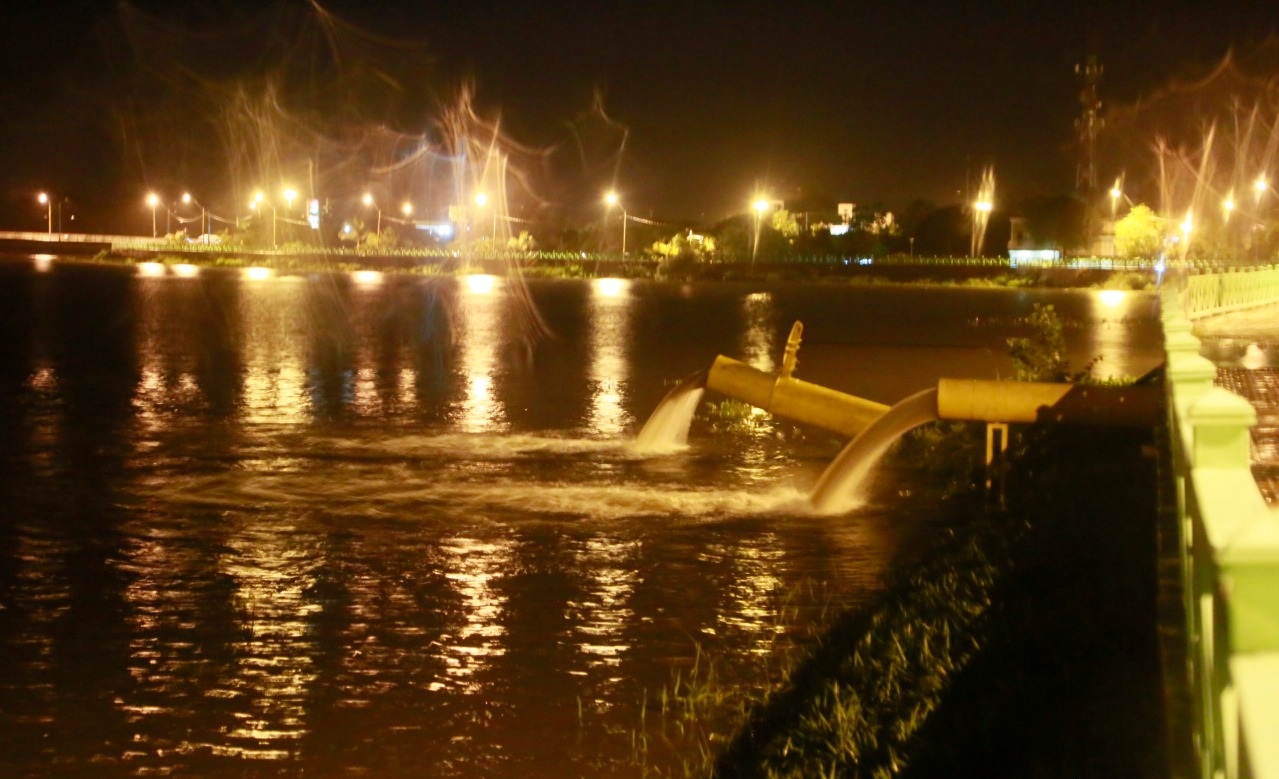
[641, 320, 1162, 514]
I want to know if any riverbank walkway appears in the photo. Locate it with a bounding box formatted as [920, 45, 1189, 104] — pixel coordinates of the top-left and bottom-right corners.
[1194, 305, 1279, 504]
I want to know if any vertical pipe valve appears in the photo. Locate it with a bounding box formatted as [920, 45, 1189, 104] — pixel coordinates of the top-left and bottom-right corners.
[781, 321, 804, 379]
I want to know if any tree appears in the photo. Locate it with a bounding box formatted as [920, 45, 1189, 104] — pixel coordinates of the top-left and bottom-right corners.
[1007, 303, 1071, 382]
[360, 227, 398, 251]
[650, 230, 715, 277]
[711, 216, 751, 258]
[771, 209, 800, 239]
[507, 231, 536, 252]
[1114, 204, 1166, 258]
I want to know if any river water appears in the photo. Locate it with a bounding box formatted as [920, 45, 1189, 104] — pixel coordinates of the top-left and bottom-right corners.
[0, 258, 1164, 777]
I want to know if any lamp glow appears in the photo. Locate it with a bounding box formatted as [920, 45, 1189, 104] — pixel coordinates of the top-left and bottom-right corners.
[464, 274, 497, 295]
[37, 192, 51, 233]
[146, 192, 160, 237]
[593, 277, 628, 297]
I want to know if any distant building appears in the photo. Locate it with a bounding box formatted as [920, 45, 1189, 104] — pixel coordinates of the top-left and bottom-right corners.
[1008, 216, 1061, 263]
[1088, 218, 1117, 256]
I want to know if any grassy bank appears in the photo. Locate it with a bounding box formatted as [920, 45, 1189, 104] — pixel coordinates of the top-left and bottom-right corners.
[629, 419, 1169, 778]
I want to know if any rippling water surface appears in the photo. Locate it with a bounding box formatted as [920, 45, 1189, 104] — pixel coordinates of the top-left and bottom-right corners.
[0, 259, 1163, 776]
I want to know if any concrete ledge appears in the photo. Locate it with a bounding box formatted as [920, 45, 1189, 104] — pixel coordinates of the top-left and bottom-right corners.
[1230, 653, 1279, 779]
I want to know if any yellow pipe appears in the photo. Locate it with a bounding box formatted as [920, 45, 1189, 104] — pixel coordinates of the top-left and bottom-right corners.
[936, 378, 1160, 426]
[706, 355, 890, 438]
[936, 379, 1072, 423]
[704, 338, 1156, 439]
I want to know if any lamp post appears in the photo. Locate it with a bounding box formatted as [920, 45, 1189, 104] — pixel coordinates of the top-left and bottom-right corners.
[1109, 186, 1121, 219]
[252, 191, 276, 247]
[971, 199, 992, 257]
[182, 192, 208, 242]
[282, 187, 297, 244]
[362, 193, 381, 234]
[146, 192, 160, 238]
[37, 192, 51, 233]
[604, 191, 627, 256]
[475, 192, 497, 240]
[752, 198, 770, 263]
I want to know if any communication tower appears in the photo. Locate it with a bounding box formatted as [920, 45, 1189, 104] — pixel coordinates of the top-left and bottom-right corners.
[1075, 55, 1104, 195]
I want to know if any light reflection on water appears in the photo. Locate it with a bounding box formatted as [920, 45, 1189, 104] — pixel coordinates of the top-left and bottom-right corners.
[589, 277, 633, 436]
[459, 274, 505, 433]
[1085, 289, 1161, 380]
[741, 291, 777, 372]
[0, 262, 1165, 776]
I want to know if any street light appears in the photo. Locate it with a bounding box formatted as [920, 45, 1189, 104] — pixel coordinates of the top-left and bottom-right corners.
[1109, 186, 1121, 219]
[182, 192, 208, 242]
[251, 190, 276, 247]
[604, 191, 627, 256]
[752, 198, 770, 262]
[971, 199, 993, 257]
[146, 192, 160, 238]
[362, 193, 381, 234]
[37, 192, 51, 233]
[475, 192, 496, 239]
[1223, 194, 1235, 222]
[281, 188, 298, 243]
[401, 202, 413, 219]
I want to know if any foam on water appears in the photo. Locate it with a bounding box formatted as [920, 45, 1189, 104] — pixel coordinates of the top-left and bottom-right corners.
[142, 469, 810, 522]
[320, 432, 624, 460]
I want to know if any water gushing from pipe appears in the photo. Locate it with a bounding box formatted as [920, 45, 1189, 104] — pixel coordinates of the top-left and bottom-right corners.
[808, 387, 940, 515]
[630, 371, 708, 454]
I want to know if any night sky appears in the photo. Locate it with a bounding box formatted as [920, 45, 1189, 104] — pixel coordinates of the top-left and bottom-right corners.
[1, 1, 1275, 233]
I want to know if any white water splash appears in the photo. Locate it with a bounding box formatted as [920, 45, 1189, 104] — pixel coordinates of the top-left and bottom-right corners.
[630, 373, 707, 455]
[142, 470, 810, 522]
[320, 432, 622, 460]
[808, 387, 939, 515]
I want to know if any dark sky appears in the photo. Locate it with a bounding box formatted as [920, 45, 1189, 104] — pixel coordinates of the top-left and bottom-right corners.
[1, 1, 1275, 232]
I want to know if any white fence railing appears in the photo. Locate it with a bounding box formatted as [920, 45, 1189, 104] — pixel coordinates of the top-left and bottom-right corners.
[1182, 265, 1279, 320]
[1163, 282, 1279, 779]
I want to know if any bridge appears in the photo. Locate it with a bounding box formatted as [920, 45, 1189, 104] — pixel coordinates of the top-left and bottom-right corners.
[1163, 266, 1279, 779]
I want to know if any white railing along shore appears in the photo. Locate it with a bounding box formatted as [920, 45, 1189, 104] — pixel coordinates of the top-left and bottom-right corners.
[1163, 279, 1279, 779]
[1181, 265, 1279, 320]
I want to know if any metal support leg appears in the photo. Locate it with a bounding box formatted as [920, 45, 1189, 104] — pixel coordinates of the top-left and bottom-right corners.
[985, 422, 1009, 497]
